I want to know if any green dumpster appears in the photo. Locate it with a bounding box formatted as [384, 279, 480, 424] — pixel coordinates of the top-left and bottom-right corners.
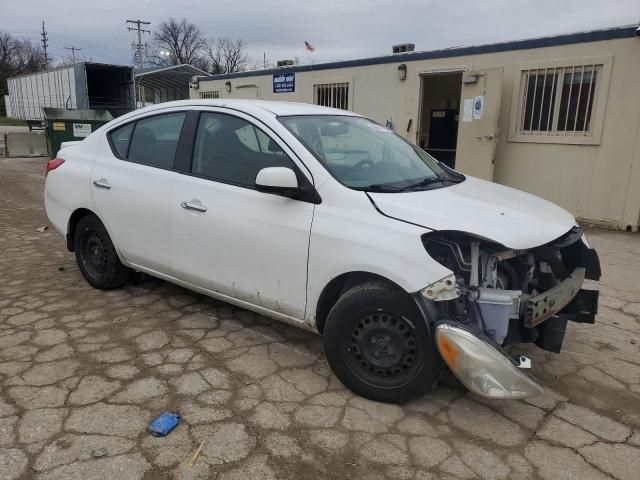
[43, 108, 113, 158]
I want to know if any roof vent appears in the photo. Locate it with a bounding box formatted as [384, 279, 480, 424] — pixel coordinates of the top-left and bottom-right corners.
[276, 59, 295, 67]
[392, 43, 415, 54]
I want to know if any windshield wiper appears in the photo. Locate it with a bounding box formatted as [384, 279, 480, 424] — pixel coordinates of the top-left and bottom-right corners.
[361, 183, 403, 193]
[398, 176, 449, 191]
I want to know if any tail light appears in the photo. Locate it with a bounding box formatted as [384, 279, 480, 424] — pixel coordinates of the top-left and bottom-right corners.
[46, 158, 65, 177]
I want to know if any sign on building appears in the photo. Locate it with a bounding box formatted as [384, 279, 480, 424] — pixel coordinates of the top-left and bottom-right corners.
[273, 73, 295, 93]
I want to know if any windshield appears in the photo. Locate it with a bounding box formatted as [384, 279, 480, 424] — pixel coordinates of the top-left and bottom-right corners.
[279, 115, 463, 191]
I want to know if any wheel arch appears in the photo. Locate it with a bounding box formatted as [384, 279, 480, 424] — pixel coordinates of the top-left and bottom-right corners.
[66, 208, 96, 252]
[314, 271, 407, 334]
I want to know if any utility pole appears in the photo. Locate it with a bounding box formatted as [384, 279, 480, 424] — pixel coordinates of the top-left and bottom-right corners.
[40, 21, 49, 68]
[126, 19, 151, 68]
[64, 46, 82, 64]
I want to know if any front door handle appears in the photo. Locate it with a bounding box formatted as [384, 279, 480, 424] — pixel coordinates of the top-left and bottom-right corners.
[93, 179, 111, 190]
[180, 201, 207, 213]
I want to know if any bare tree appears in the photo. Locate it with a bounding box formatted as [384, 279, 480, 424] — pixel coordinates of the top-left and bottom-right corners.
[206, 37, 248, 74]
[1, 32, 47, 114]
[152, 17, 206, 65]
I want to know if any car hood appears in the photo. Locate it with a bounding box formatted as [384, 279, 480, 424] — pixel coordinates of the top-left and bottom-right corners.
[368, 176, 576, 249]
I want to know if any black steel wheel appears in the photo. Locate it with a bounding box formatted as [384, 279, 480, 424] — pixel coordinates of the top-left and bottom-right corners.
[323, 281, 442, 403]
[74, 215, 129, 289]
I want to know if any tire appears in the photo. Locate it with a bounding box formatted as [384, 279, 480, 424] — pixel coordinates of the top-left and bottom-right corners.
[323, 281, 443, 403]
[74, 215, 130, 289]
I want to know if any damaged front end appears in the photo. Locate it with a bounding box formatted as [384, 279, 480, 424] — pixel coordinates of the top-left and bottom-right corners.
[420, 226, 601, 399]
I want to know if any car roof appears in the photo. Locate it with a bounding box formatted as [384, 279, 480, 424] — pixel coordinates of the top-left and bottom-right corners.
[128, 99, 361, 119]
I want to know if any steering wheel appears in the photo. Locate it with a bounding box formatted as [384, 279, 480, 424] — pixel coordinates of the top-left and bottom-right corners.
[354, 159, 374, 169]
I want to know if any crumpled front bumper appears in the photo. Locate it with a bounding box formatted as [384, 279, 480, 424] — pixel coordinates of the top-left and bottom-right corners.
[435, 322, 543, 399]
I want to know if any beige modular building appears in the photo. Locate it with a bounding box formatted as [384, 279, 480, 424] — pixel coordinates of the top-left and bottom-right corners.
[191, 25, 640, 231]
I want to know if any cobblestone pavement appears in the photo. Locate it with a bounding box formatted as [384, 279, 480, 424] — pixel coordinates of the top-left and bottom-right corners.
[1, 156, 639, 480]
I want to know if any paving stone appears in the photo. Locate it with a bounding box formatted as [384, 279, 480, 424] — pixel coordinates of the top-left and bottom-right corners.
[218, 454, 276, 480]
[448, 398, 526, 447]
[536, 416, 597, 448]
[110, 377, 167, 403]
[18, 408, 68, 443]
[280, 368, 328, 395]
[454, 440, 510, 480]
[361, 438, 409, 464]
[21, 359, 80, 386]
[579, 442, 640, 480]
[8, 385, 68, 409]
[226, 352, 278, 379]
[170, 372, 210, 395]
[68, 376, 121, 405]
[250, 402, 291, 429]
[34, 434, 136, 471]
[408, 437, 452, 468]
[307, 429, 349, 451]
[90, 347, 134, 363]
[525, 441, 609, 480]
[200, 367, 230, 389]
[264, 432, 301, 457]
[192, 422, 255, 465]
[199, 337, 233, 353]
[35, 452, 150, 480]
[0, 415, 17, 447]
[135, 330, 170, 351]
[104, 364, 140, 379]
[33, 329, 67, 346]
[293, 404, 341, 428]
[439, 454, 476, 479]
[0, 399, 17, 418]
[342, 407, 389, 433]
[261, 375, 306, 402]
[0, 448, 28, 480]
[65, 403, 148, 438]
[34, 343, 74, 362]
[396, 416, 439, 436]
[554, 403, 631, 442]
[180, 402, 232, 424]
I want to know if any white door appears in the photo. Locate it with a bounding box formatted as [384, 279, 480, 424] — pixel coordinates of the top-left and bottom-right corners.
[171, 110, 314, 319]
[454, 68, 503, 180]
[91, 111, 187, 273]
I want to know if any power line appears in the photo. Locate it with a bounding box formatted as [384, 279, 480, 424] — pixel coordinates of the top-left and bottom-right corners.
[64, 46, 82, 64]
[126, 19, 151, 68]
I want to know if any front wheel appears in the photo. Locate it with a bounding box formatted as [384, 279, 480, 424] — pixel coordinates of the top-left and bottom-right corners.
[323, 281, 442, 403]
[74, 214, 130, 290]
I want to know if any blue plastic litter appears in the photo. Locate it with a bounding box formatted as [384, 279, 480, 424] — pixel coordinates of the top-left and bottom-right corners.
[148, 412, 180, 437]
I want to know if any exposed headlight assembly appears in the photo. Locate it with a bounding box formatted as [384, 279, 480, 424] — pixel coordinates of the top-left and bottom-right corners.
[435, 323, 542, 399]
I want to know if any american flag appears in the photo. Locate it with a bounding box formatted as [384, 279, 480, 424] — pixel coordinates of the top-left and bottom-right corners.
[304, 41, 316, 52]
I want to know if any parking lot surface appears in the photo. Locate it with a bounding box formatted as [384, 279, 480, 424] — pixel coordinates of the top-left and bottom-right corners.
[1, 156, 639, 480]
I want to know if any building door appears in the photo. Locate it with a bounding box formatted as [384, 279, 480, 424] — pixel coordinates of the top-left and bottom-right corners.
[454, 67, 503, 180]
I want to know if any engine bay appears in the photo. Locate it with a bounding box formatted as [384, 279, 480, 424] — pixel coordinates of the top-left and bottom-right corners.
[422, 227, 601, 353]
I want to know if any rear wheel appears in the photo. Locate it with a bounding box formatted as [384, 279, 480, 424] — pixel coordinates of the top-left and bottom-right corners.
[323, 281, 442, 403]
[74, 215, 129, 289]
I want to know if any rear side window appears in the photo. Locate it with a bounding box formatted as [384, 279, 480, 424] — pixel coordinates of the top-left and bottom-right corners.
[109, 123, 134, 158]
[127, 113, 186, 169]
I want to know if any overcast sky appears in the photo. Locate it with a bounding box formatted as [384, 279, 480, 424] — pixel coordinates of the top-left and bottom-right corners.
[2, 0, 639, 68]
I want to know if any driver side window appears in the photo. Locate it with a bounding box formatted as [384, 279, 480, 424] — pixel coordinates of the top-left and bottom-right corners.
[192, 112, 294, 187]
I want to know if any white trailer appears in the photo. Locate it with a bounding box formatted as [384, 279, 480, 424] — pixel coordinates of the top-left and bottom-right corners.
[7, 62, 135, 129]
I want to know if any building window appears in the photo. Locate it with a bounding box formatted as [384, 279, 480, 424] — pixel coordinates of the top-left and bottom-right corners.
[518, 64, 600, 136]
[314, 82, 349, 110]
[199, 90, 220, 99]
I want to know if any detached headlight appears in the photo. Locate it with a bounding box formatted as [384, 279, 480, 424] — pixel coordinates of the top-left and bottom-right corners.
[435, 323, 542, 399]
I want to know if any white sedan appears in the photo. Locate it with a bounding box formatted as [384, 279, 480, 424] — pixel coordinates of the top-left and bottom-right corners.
[44, 100, 600, 403]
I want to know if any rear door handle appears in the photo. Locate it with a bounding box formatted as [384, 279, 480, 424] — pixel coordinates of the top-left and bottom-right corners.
[180, 201, 207, 213]
[93, 179, 111, 190]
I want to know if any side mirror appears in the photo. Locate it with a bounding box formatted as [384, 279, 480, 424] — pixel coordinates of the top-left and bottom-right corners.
[255, 167, 299, 196]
